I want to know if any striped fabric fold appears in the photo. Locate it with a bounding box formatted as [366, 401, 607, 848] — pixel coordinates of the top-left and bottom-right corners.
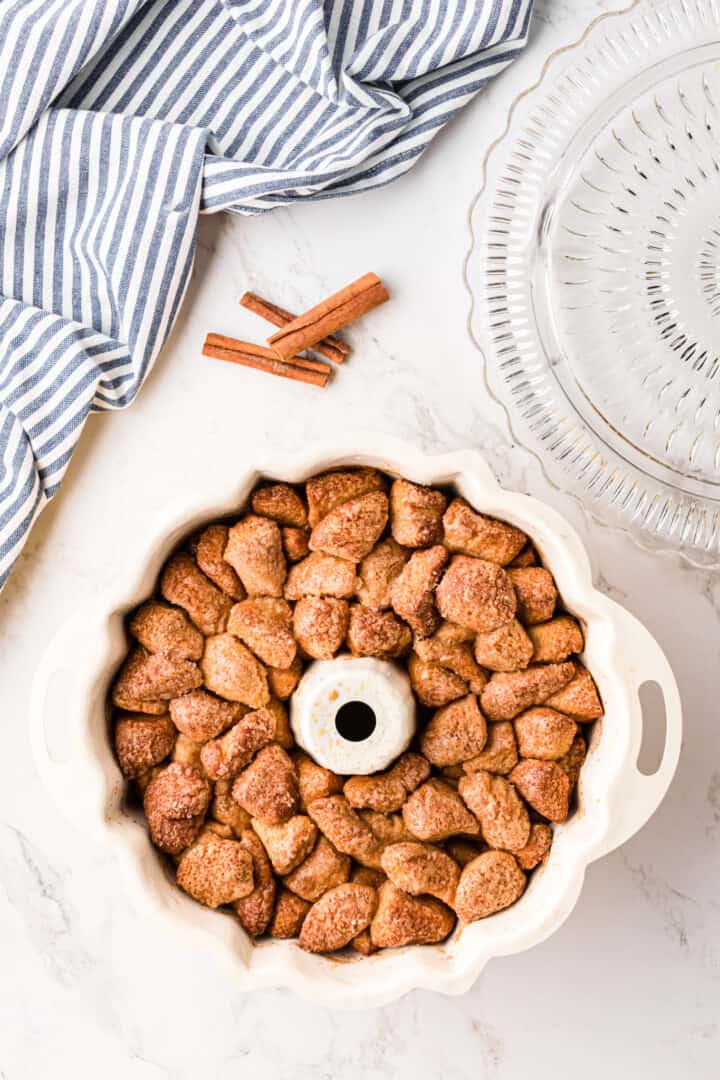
[0, 0, 532, 590]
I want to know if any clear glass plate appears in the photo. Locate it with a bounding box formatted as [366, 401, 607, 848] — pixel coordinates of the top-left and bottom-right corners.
[467, 0, 720, 565]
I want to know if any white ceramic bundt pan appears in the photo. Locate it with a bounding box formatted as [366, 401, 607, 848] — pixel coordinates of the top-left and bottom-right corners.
[30, 436, 682, 1009]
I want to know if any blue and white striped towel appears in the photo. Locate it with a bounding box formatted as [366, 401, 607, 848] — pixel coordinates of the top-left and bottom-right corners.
[0, 0, 532, 591]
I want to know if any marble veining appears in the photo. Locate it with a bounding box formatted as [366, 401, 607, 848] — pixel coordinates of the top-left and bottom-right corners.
[0, 2, 717, 1077]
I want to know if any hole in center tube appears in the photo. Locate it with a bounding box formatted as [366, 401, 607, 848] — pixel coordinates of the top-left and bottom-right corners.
[335, 700, 377, 743]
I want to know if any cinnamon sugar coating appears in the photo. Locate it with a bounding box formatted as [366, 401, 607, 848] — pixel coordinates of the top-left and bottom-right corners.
[269, 888, 310, 938]
[199, 707, 275, 781]
[458, 771, 530, 853]
[306, 467, 385, 527]
[454, 850, 526, 922]
[233, 828, 276, 936]
[129, 601, 204, 660]
[268, 656, 302, 700]
[344, 752, 430, 813]
[160, 552, 232, 634]
[474, 619, 534, 672]
[347, 604, 412, 658]
[193, 525, 246, 600]
[381, 842, 460, 906]
[113, 646, 202, 704]
[252, 815, 318, 875]
[390, 545, 448, 637]
[283, 836, 351, 902]
[309, 490, 389, 562]
[402, 779, 480, 842]
[251, 483, 307, 527]
[434, 620, 476, 644]
[227, 597, 296, 669]
[463, 721, 518, 775]
[407, 654, 468, 707]
[420, 695, 487, 767]
[299, 883, 377, 953]
[414, 638, 487, 693]
[292, 596, 348, 659]
[114, 713, 176, 778]
[232, 744, 299, 825]
[201, 633, 269, 708]
[211, 780, 252, 835]
[527, 615, 584, 663]
[357, 538, 409, 609]
[514, 707, 578, 760]
[436, 554, 517, 633]
[294, 752, 344, 810]
[557, 734, 587, 797]
[224, 515, 286, 597]
[143, 763, 210, 854]
[169, 690, 243, 741]
[307, 796, 383, 868]
[390, 478, 446, 548]
[176, 834, 254, 907]
[515, 822, 553, 871]
[509, 759, 570, 823]
[284, 552, 357, 600]
[360, 811, 413, 845]
[282, 526, 310, 563]
[507, 567, 557, 625]
[171, 733, 204, 771]
[481, 662, 575, 721]
[370, 881, 455, 948]
[544, 663, 603, 720]
[443, 498, 527, 565]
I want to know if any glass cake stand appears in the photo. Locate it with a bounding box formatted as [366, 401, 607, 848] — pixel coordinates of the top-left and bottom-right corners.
[466, 0, 720, 565]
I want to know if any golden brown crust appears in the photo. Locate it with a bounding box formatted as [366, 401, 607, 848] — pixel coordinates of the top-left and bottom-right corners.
[281, 526, 310, 563]
[381, 841, 460, 906]
[557, 734, 587, 798]
[527, 615, 584, 663]
[299, 883, 377, 952]
[360, 811, 413, 846]
[306, 467, 385, 527]
[251, 815, 318, 875]
[233, 828, 276, 935]
[224, 515, 287, 597]
[113, 646, 202, 705]
[343, 752, 430, 813]
[307, 795, 383, 868]
[390, 478, 446, 548]
[129, 601, 204, 660]
[480, 662, 575, 721]
[509, 759, 570, 823]
[193, 525, 246, 600]
[507, 567, 557, 625]
[413, 638, 487, 693]
[143, 763, 210, 854]
[515, 822, 553, 871]
[267, 655, 302, 700]
[436, 555, 517, 633]
[390, 545, 448, 637]
[171, 733, 204, 771]
[357, 538, 410, 609]
[284, 552, 357, 600]
[347, 605, 412, 658]
[463, 721, 518, 775]
[474, 619, 534, 672]
[114, 713, 176, 778]
[169, 690, 243, 741]
[294, 752, 344, 810]
[514, 707, 577, 760]
[232, 744, 299, 825]
[454, 851, 526, 922]
[227, 597, 296, 669]
[458, 771, 530, 852]
[407, 654, 468, 707]
[309, 491, 389, 562]
[370, 881, 455, 948]
[251, 483, 308, 527]
[176, 835, 254, 907]
[211, 780, 252, 835]
[201, 633, 269, 707]
[544, 663, 603, 720]
[402, 779, 480, 842]
[199, 708, 275, 781]
[269, 888, 310, 938]
[442, 498, 527, 565]
[283, 836, 351, 902]
[160, 552, 232, 634]
[420, 695, 487, 767]
[292, 596, 348, 659]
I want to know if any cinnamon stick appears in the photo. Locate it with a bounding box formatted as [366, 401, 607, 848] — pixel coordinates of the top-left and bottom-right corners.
[240, 292, 350, 364]
[267, 272, 388, 360]
[203, 335, 329, 387]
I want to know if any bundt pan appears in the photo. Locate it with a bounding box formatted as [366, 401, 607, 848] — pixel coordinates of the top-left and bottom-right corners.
[30, 437, 682, 1008]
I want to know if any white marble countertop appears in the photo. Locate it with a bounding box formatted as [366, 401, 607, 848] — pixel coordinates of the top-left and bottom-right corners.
[1, 2, 718, 1076]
